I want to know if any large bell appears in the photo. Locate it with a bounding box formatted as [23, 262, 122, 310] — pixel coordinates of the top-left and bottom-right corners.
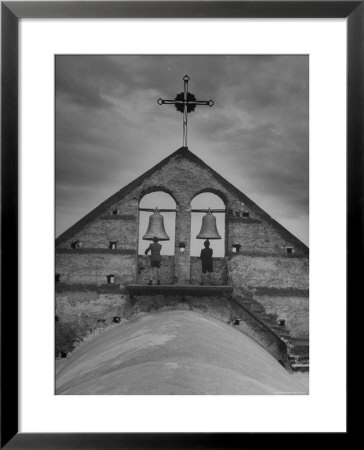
[142, 207, 170, 241]
[196, 208, 221, 240]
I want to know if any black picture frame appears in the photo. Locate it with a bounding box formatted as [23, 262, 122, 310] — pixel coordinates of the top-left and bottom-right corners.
[1, 1, 358, 448]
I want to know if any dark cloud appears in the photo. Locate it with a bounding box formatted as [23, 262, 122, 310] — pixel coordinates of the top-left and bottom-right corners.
[56, 55, 308, 244]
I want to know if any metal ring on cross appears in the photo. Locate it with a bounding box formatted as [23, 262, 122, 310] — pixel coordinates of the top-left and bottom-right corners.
[174, 92, 197, 113]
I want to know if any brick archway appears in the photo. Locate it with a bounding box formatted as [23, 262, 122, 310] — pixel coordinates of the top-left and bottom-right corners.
[137, 190, 177, 285]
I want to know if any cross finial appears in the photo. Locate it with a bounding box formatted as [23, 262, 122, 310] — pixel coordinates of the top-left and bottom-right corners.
[157, 75, 214, 147]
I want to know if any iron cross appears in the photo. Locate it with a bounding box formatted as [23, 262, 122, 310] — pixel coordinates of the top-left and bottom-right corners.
[157, 75, 214, 147]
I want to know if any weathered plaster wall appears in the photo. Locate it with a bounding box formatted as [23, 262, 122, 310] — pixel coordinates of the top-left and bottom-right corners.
[55, 290, 129, 355]
[135, 255, 228, 285]
[190, 256, 227, 285]
[227, 218, 302, 255]
[137, 255, 175, 284]
[228, 255, 309, 340]
[56, 253, 136, 285]
[229, 255, 309, 290]
[55, 288, 290, 368]
[255, 294, 309, 339]
[58, 213, 138, 250]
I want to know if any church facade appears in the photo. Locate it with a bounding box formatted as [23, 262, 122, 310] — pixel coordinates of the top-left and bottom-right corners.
[55, 147, 309, 370]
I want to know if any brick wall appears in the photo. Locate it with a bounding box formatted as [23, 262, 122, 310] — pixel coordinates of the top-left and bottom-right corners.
[55, 291, 129, 355]
[56, 253, 137, 285]
[255, 294, 309, 339]
[190, 256, 228, 285]
[58, 212, 138, 251]
[227, 219, 305, 256]
[137, 255, 175, 284]
[229, 255, 309, 290]
[56, 150, 308, 285]
[55, 149, 308, 355]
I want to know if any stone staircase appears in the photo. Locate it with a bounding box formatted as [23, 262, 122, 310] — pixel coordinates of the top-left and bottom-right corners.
[231, 290, 309, 372]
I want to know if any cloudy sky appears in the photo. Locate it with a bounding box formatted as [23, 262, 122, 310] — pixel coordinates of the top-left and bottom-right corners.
[56, 55, 309, 249]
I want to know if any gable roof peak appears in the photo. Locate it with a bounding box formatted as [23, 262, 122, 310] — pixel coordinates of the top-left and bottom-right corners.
[56, 145, 308, 254]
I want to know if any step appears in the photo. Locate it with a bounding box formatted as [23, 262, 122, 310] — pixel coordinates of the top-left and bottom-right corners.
[279, 334, 291, 341]
[260, 314, 276, 320]
[291, 364, 309, 372]
[270, 326, 285, 333]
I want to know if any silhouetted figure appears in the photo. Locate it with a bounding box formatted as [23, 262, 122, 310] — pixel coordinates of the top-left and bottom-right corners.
[200, 239, 213, 285]
[145, 236, 162, 285]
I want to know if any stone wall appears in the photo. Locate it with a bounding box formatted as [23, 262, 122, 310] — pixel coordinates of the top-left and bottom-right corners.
[58, 213, 138, 251]
[137, 255, 175, 284]
[55, 290, 129, 355]
[135, 256, 229, 285]
[56, 149, 308, 285]
[229, 255, 309, 290]
[55, 253, 137, 285]
[228, 255, 309, 341]
[227, 218, 305, 256]
[255, 294, 309, 339]
[55, 148, 308, 361]
[55, 287, 290, 368]
[190, 256, 228, 285]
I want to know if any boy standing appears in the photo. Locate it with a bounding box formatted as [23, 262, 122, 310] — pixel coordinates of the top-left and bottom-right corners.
[145, 236, 162, 285]
[200, 239, 213, 285]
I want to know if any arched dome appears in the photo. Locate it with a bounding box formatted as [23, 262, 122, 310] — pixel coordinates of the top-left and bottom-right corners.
[56, 310, 307, 395]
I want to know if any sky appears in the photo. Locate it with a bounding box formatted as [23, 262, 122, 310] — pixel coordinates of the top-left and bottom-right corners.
[56, 55, 309, 250]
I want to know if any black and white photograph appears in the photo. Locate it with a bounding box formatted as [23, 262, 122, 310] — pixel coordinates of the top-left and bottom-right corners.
[55, 55, 309, 395]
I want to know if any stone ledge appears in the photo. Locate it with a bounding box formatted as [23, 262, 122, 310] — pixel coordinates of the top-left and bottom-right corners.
[125, 284, 233, 296]
[56, 283, 127, 294]
[289, 337, 309, 346]
[56, 248, 136, 255]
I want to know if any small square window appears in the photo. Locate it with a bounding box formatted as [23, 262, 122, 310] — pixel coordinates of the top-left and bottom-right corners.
[112, 209, 118, 215]
[286, 247, 293, 255]
[109, 241, 117, 250]
[232, 244, 241, 253]
[106, 274, 115, 284]
[242, 211, 249, 218]
[55, 273, 61, 282]
[71, 241, 82, 249]
[179, 242, 186, 252]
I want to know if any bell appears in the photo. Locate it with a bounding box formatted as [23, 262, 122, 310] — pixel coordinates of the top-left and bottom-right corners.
[196, 208, 221, 240]
[143, 207, 170, 241]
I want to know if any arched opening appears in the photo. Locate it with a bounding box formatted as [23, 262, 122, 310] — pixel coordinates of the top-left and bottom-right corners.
[138, 192, 176, 255]
[189, 192, 226, 285]
[137, 191, 176, 285]
[190, 193, 226, 257]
